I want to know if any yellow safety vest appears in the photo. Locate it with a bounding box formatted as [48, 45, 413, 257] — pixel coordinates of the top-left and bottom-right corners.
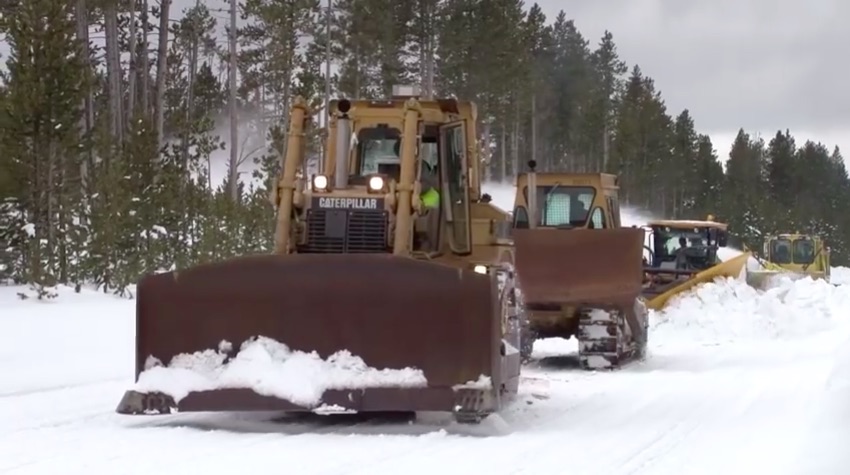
[421, 187, 440, 209]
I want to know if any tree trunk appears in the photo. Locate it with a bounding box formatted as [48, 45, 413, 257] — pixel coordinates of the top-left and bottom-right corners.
[104, 0, 123, 143]
[181, 11, 198, 168]
[511, 97, 519, 176]
[127, 0, 137, 124]
[140, 0, 150, 116]
[500, 123, 506, 182]
[227, 0, 239, 200]
[75, 0, 92, 189]
[481, 121, 490, 182]
[154, 0, 171, 146]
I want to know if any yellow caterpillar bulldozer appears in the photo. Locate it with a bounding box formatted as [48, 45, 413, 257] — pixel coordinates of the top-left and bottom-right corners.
[116, 86, 524, 423]
[508, 164, 648, 370]
[746, 233, 831, 289]
[641, 217, 750, 310]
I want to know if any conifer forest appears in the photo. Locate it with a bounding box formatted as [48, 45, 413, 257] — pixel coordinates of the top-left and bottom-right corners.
[1, 0, 848, 292]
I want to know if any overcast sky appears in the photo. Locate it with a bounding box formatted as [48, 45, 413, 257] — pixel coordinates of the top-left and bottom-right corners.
[536, 0, 850, 160]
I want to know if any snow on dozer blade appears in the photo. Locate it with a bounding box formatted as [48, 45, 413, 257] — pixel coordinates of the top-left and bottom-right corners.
[115, 254, 507, 423]
[512, 227, 648, 369]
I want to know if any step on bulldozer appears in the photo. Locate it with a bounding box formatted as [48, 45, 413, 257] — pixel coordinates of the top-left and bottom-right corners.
[115, 85, 524, 424]
[641, 217, 750, 310]
[508, 161, 649, 370]
[746, 233, 832, 289]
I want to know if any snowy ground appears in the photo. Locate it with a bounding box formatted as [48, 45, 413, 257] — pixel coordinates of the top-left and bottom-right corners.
[1, 183, 849, 474]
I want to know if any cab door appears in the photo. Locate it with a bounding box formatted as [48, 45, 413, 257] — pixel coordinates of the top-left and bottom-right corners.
[439, 121, 472, 254]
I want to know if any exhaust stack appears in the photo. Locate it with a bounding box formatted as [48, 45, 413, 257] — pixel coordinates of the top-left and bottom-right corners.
[526, 160, 538, 229]
[334, 99, 352, 189]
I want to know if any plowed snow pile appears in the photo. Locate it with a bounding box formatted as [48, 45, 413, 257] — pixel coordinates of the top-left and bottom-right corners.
[650, 275, 850, 343]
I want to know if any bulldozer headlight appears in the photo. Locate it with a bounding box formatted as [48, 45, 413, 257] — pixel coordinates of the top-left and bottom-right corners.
[368, 176, 384, 191]
[473, 265, 487, 274]
[312, 174, 329, 191]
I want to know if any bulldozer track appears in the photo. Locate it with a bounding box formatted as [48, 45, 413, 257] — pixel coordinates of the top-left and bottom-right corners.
[577, 305, 647, 370]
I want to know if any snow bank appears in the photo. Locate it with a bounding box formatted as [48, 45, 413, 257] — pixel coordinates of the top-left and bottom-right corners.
[650, 275, 850, 344]
[135, 336, 428, 407]
[830, 266, 850, 285]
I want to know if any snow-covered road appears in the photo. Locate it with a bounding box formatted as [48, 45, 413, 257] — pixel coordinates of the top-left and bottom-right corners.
[2, 185, 849, 474]
[1, 271, 849, 475]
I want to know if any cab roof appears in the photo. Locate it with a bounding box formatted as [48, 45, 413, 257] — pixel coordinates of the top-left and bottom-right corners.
[515, 172, 619, 189]
[647, 219, 728, 230]
[770, 233, 820, 240]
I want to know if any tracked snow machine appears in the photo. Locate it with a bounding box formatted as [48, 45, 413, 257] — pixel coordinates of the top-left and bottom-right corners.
[116, 86, 524, 423]
[746, 233, 831, 289]
[641, 217, 750, 310]
[508, 164, 649, 370]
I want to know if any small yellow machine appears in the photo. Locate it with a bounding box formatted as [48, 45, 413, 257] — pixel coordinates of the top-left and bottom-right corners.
[641, 217, 750, 310]
[746, 233, 831, 289]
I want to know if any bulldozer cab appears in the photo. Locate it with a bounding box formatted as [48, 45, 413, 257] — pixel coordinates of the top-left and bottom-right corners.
[279, 86, 483, 257]
[644, 218, 729, 274]
[511, 165, 622, 231]
[762, 233, 830, 274]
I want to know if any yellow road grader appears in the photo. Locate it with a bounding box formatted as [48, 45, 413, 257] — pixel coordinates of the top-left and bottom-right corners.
[746, 233, 831, 289]
[640, 218, 750, 310]
[115, 87, 645, 423]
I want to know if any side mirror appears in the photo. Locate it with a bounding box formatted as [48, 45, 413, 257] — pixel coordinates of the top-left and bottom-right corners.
[480, 193, 492, 203]
[527, 159, 537, 171]
[717, 230, 728, 247]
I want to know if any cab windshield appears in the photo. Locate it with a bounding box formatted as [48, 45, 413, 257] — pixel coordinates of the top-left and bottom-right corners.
[355, 127, 438, 177]
[521, 185, 595, 227]
[792, 239, 815, 264]
[770, 238, 792, 264]
[358, 134, 400, 175]
[656, 228, 708, 256]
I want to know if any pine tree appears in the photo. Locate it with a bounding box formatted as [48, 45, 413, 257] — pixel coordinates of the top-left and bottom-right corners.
[1, 0, 89, 288]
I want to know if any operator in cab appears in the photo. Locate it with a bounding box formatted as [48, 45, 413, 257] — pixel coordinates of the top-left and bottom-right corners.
[391, 138, 440, 210]
[674, 237, 689, 269]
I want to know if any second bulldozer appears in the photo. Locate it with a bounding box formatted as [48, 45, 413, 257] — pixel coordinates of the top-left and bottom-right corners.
[746, 233, 831, 289]
[508, 163, 649, 370]
[116, 86, 523, 423]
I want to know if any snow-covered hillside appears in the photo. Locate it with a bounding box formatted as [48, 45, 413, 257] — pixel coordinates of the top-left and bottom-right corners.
[0, 182, 848, 474]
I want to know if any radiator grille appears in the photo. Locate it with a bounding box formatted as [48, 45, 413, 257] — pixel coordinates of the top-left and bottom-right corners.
[301, 209, 389, 253]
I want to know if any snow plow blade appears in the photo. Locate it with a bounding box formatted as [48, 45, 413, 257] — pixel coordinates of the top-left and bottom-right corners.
[512, 227, 646, 306]
[746, 269, 829, 290]
[512, 227, 648, 370]
[116, 254, 509, 422]
[645, 253, 751, 310]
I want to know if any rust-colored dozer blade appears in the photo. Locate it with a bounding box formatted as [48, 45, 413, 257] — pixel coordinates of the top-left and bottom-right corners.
[115, 254, 510, 423]
[512, 227, 648, 370]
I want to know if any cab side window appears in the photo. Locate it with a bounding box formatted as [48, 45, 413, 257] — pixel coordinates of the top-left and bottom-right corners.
[589, 207, 606, 229]
[513, 206, 529, 229]
[606, 196, 621, 228]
